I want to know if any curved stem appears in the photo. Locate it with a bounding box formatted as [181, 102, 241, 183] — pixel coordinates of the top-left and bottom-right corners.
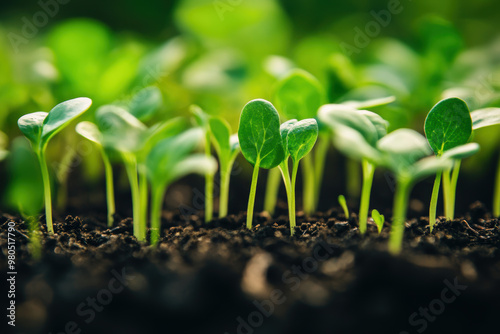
[448, 160, 461, 220]
[429, 171, 442, 232]
[37, 151, 54, 234]
[301, 154, 315, 215]
[150, 185, 165, 246]
[313, 135, 329, 210]
[101, 150, 115, 227]
[359, 159, 375, 234]
[263, 167, 282, 215]
[442, 169, 452, 220]
[389, 178, 411, 255]
[279, 160, 295, 235]
[246, 163, 260, 230]
[494, 154, 500, 217]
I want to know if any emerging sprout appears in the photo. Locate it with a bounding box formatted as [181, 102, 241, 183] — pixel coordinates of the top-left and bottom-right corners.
[424, 97, 479, 229]
[208, 116, 240, 218]
[146, 128, 217, 245]
[76, 121, 116, 227]
[371, 209, 385, 234]
[338, 195, 349, 219]
[377, 129, 453, 254]
[470, 107, 500, 217]
[18, 97, 92, 234]
[238, 99, 285, 230]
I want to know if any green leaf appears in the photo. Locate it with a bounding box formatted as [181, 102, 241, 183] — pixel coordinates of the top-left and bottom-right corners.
[287, 119, 318, 162]
[129, 86, 163, 122]
[191, 105, 209, 128]
[41, 97, 93, 144]
[342, 96, 396, 109]
[209, 116, 232, 158]
[169, 154, 218, 184]
[471, 108, 500, 130]
[96, 105, 147, 153]
[412, 156, 454, 181]
[146, 128, 204, 185]
[275, 69, 325, 120]
[280, 119, 297, 157]
[18, 112, 48, 147]
[371, 209, 385, 233]
[424, 97, 472, 155]
[333, 125, 383, 164]
[357, 110, 389, 140]
[377, 129, 432, 172]
[76, 121, 102, 145]
[238, 99, 285, 169]
[441, 142, 480, 160]
[318, 104, 378, 145]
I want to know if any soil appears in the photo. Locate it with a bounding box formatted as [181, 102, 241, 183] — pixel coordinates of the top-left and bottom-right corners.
[1, 200, 499, 334]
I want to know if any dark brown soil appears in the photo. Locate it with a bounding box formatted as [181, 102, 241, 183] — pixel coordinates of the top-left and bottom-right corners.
[1, 201, 499, 334]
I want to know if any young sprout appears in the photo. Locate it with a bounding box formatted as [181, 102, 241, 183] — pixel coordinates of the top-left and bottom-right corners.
[318, 105, 388, 234]
[146, 128, 217, 245]
[424, 98, 479, 227]
[470, 107, 500, 217]
[280, 118, 319, 234]
[18, 98, 92, 234]
[371, 209, 385, 234]
[338, 195, 349, 219]
[76, 122, 116, 227]
[208, 116, 240, 218]
[273, 69, 325, 215]
[377, 129, 453, 254]
[191, 106, 215, 222]
[238, 99, 285, 230]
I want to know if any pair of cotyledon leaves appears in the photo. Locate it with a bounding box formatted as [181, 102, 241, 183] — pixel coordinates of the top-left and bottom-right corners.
[238, 99, 318, 169]
[318, 104, 453, 180]
[18, 97, 93, 152]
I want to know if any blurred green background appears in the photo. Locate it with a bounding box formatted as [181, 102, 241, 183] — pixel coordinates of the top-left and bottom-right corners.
[1, 0, 499, 215]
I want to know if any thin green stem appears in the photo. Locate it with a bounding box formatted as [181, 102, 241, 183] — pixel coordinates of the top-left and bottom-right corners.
[448, 160, 461, 220]
[278, 160, 295, 235]
[139, 170, 148, 234]
[429, 171, 442, 232]
[124, 156, 144, 242]
[494, 154, 500, 217]
[101, 150, 115, 227]
[290, 160, 300, 236]
[246, 163, 260, 230]
[313, 135, 329, 210]
[218, 160, 232, 218]
[442, 169, 452, 220]
[37, 151, 54, 234]
[388, 178, 411, 255]
[359, 159, 375, 234]
[150, 185, 165, 246]
[301, 154, 315, 215]
[204, 133, 213, 223]
[263, 167, 282, 215]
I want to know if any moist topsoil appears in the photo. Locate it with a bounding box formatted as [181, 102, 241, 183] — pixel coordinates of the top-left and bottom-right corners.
[1, 201, 499, 334]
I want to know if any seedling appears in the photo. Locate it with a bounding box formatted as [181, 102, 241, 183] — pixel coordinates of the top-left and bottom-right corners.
[319, 105, 388, 234]
[208, 116, 240, 218]
[470, 107, 500, 217]
[238, 99, 285, 229]
[146, 128, 217, 245]
[377, 129, 453, 254]
[371, 209, 385, 234]
[273, 70, 325, 215]
[424, 98, 479, 228]
[338, 195, 349, 218]
[191, 106, 215, 222]
[278, 118, 318, 234]
[76, 121, 116, 227]
[18, 97, 92, 234]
